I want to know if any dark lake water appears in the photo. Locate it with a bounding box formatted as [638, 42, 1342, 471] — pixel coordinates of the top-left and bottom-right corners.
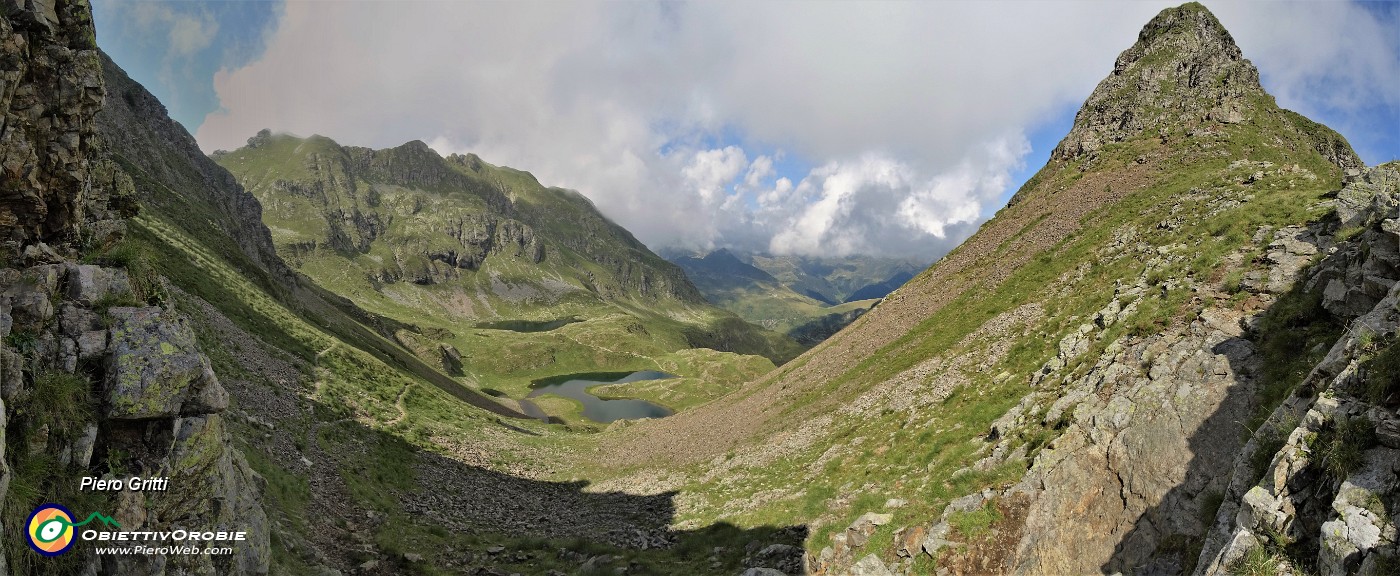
[525, 371, 675, 423]
[475, 317, 581, 333]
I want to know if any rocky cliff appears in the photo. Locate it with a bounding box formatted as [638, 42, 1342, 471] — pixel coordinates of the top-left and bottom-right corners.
[0, 0, 128, 260]
[216, 131, 699, 302]
[0, 1, 269, 573]
[95, 55, 288, 282]
[1195, 164, 1400, 576]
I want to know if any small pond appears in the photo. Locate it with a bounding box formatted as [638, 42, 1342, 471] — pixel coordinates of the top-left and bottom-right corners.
[475, 317, 581, 333]
[525, 371, 675, 423]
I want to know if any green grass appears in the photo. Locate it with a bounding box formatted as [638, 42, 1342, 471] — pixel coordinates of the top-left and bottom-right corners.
[23, 372, 95, 432]
[94, 36, 1365, 573]
[1248, 286, 1342, 430]
[948, 501, 1002, 540]
[1311, 416, 1377, 482]
[644, 94, 1354, 564]
[1228, 545, 1284, 576]
[1361, 337, 1400, 405]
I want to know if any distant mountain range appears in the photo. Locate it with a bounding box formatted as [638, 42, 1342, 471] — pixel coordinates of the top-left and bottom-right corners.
[662, 247, 924, 343]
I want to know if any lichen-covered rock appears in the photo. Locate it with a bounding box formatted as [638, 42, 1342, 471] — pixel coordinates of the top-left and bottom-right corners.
[104, 307, 229, 419]
[848, 554, 895, 576]
[1336, 165, 1400, 229]
[63, 262, 130, 305]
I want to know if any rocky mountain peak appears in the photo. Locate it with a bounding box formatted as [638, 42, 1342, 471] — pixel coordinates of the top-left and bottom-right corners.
[1130, 2, 1240, 60]
[1053, 2, 1266, 161]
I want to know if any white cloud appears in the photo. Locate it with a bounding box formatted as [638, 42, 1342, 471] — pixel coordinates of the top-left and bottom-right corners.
[761, 135, 1027, 257]
[195, 1, 1399, 257]
[743, 155, 774, 190]
[682, 146, 748, 202]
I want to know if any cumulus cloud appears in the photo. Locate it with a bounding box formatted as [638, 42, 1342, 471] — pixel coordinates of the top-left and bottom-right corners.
[195, 1, 1398, 258]
[682, 146, 748, 203]
[752, 135, 1027, 257]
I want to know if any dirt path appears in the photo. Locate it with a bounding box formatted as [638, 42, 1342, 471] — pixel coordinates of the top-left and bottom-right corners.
[385, 383, 412, 426]
[310, 344, 336, 399]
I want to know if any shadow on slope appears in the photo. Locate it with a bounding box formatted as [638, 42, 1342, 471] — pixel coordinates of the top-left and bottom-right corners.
[222, 362, 808, 575]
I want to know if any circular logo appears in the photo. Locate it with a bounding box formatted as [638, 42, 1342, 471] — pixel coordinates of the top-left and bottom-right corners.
[27, 504, 76, 556]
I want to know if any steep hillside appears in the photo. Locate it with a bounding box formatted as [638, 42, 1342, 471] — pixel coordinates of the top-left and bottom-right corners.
[594, 4, 1382, 574]
[216, 131, 696, 304]
[205, 132, 799, 415]
[60, 20, 813, 576]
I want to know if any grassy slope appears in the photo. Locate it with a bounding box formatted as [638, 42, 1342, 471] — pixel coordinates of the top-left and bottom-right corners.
[96, 48, 801, 575]
[594, 85, 1357, 568]
[213, 134, 800, 420]
[99, 189, 798, 574]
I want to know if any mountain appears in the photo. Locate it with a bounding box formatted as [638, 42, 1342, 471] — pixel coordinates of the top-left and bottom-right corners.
[665, 248, 923, 344]
[844, 269, 915, 303]
[207, 131, 802, 403]
[596, 4, 1397, 575]
[745, 253, 926, 305]
[2, 2, 814, 574]
[215, 131, 698, 304]
[7, 2, 1395, 575]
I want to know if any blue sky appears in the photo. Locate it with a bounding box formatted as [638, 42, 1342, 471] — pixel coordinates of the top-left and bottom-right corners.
[93, 1, 282, 132]
[92, 1, 1399, 259]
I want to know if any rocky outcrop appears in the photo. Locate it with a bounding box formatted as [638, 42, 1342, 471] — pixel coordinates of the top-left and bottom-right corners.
[1043, 2, 1360, 177]
[104, 306, 229, 419]
[0, 0, 133, 260]
[1195, 163, 1400, 575]
[1051, 2, 1264, 164]
[1, 263, 270, 574]
[0, 3, 270, 573]
[878, 167, 1398, 575]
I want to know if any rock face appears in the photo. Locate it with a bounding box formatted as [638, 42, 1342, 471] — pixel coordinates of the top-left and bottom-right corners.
[1, 263, 271, 574]
[0, 0, 133, 259]
[215, 131, 700, 302]
[1194, 164, 1400, 575]
[95, 54, 290, 281]
[1049, 2, 1358, 173]
[0, 3, 270, 574]
[105, 307, 230, 419]
[1052, 3, 1263, 163]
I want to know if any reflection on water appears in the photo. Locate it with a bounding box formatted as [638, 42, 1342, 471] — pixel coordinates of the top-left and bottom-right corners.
[526, 371, 675, 423]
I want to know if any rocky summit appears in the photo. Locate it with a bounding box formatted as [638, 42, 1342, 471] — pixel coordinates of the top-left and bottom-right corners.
[1, 1, 1396, 576]
[594, 3, 1395, 575]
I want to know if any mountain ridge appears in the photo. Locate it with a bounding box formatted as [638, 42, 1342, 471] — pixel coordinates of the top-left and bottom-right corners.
[591, 4, 1377, 575]
[220, 129, 706, 304]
